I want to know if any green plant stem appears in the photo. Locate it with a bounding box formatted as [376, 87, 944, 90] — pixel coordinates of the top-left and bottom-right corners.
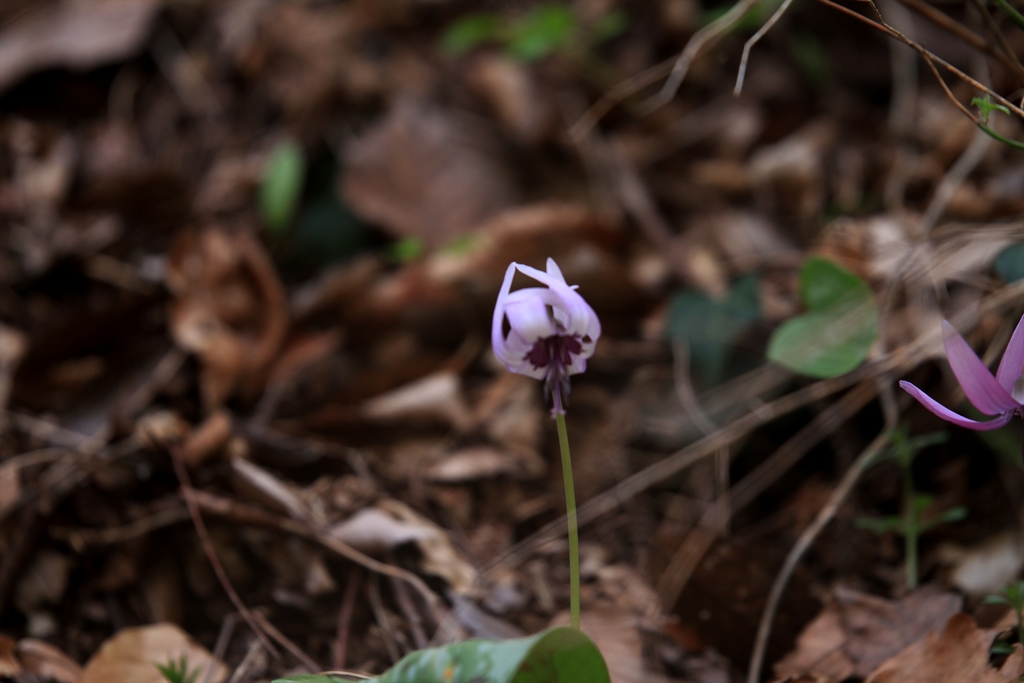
[979, 123, 1024, 151]
[992, 0, 1024, 30]
[901, 463, 918, 589]
[555, 412, 581, 630]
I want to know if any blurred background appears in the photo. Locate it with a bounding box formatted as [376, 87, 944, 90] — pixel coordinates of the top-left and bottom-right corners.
[1, 0, 1024, 681]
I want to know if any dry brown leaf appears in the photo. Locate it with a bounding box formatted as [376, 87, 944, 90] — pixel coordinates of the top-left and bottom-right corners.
[773, 584, 963, 682]
[181, 409, 233, 468]
[466, 55, 553, 144]
[17, 638, 82, 683]
[166, 227, 288, 407]
[14, 551, 72, 613]
[361, 370, 472, 432]
[0, 460, 20, 521]
[0, 635, 21, 677]
[0, 324, 28, 418]
[865, 613, 1022, 683]
[424, 445, 543, 482]
[939, 532, 1024, 598]
[80, 623, 227, 683]
[329, 499, 477, 595]
[342, 98, 514, 247]
[0, 0, 162, 93]
[474, 373, 544, 457]
[424, 203, 610, 287]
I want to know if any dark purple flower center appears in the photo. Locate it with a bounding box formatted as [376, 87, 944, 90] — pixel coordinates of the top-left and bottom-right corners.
[525, 335, 583, 370]
[524, 334, 585, 415]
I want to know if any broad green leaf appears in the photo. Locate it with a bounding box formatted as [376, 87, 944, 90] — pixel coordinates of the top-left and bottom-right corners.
[440, 14, 503, 55]
[272, 628, 609, 683]
[767, 257, 878, 378]
[665, 274, 761, 386]
[995, 243, 1024, 283]
[273, 676, 366, 683]
[261, 140, 306, 235]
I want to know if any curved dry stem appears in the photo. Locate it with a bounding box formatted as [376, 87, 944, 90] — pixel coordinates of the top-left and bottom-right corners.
[734, 0, 798, 95]
[571, 0, 763, 140]
[746, 431, 892, 683]
[819, 0, 1024, 122]
[643, 0, 763, 115]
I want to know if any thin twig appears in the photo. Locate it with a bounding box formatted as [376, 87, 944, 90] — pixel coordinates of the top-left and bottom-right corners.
[334, 567, 363, 670]
[390, 572, 428, 650]
[672, 340, 731, 534]
[968, 0, 1024, 77]
[896, 0, 1024, 80]
[819, 0, 1024, 121]
[643, 0, 764, 115]
[224, 639, 264, 683]
[656, 380, 879, 608]
[188, 489, 445, 615]
[734, 0, 798, 95]
[251, 610, 321, 672]
[368, 573, 402, 664]
[570, 0, 762, 140]
[167, 443, 278, 656]
[746, 431, 892, 683]
[919, 128, 992, 234]
[204, 614, 238, 683]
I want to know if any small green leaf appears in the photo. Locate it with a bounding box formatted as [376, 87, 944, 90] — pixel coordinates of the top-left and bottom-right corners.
[995, 243, 1024, 283]
[389, 236, 423, 263]
[155, 655, 200, 683]
[440, 14, 503, 55]
[936, 505, 967, 524]
[972, 95, 1011, 123]
[261, 140, 306, 235]
[855, 515, 905, 535]
[767, 257, 878, 378]
[507, 5, 577, 62]
[665, 274, 761, 385]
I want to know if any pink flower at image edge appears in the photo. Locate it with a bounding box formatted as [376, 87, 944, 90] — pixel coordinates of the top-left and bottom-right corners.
[899, 314, 1024, 430]
[491, 258, 601, 415]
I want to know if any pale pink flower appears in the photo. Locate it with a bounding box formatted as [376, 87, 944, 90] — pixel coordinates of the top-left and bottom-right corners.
[492, 259, 601, 415]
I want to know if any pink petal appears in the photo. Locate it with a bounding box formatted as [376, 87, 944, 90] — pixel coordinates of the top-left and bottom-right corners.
[505, 294, 558, 343]
[491, 263, 517, 364]
[996, 313, 1024, 395]
[514, 262, 601, 341]
[545, 257, 567, 283]
[942, 321, 1019, 415]
[899, 380, 1015, 431]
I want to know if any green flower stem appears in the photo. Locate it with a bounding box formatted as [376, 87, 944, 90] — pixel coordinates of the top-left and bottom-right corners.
[555, 412, 581, 630]
[900, 461, 918, 589]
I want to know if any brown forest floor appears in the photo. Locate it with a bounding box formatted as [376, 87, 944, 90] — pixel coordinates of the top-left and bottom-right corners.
[1, 0, 1024, 682]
